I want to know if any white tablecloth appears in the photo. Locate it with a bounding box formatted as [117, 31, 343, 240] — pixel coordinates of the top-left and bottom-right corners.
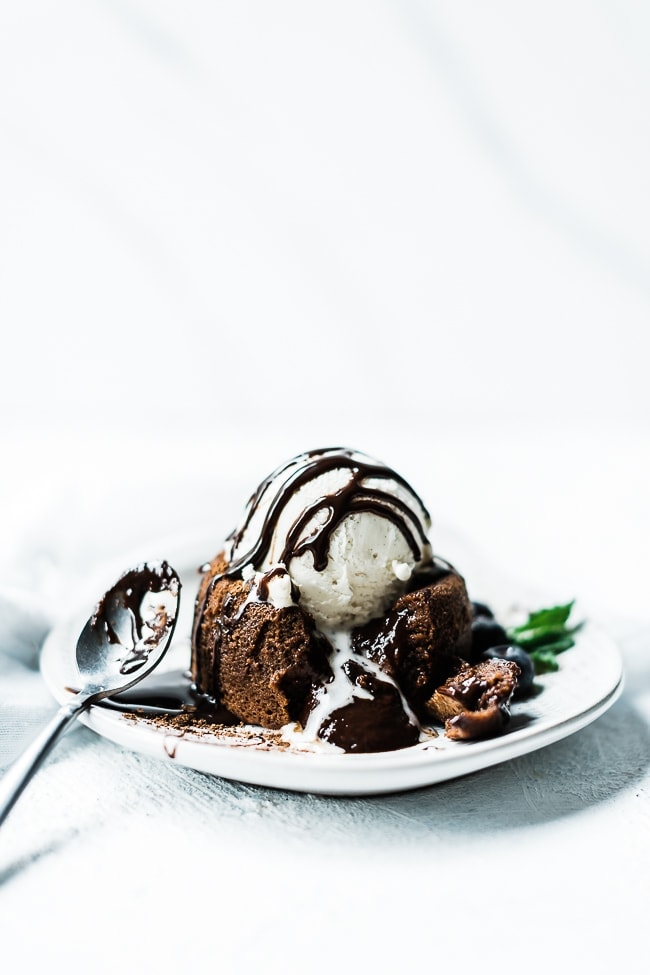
[1, 3, 648, 972]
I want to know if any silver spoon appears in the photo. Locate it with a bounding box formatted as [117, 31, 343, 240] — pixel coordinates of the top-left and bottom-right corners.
[0, 560, 181, 827]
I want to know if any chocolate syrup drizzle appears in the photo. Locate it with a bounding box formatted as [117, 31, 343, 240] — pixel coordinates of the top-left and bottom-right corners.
[192, 448, 432, 652]
[227, 447, 430, 575]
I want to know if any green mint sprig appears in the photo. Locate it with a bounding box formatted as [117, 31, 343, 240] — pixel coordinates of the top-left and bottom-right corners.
[506, 600, 582, 675]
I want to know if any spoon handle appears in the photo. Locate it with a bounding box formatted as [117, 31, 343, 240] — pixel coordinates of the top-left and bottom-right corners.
[0, 698, 88, 828]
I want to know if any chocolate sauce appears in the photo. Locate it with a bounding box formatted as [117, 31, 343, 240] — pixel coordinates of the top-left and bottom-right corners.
[351, 608, 411, 680]
[351, 562, 459, 698]
[438, 659, 520, 710]
[257, 566, 299, 603]
[406, 561, 457, 592]
[317, 660, 420, 753]
[440, 672, 492, 710]
[93, 562, 176, 642]
[435, 659, 520, 740]
[228, 447, 430, 578]
[278, 479, 426, 572]
[90, 561, 180, 676]
[104, 667, 239, 724]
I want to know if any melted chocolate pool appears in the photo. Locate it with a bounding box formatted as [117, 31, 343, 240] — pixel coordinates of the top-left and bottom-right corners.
[105, 668, 240, 725]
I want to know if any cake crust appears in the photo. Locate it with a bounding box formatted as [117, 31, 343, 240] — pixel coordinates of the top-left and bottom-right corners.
[191, 554, 331, 729]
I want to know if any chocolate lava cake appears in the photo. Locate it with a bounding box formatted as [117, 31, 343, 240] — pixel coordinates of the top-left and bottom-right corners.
[191, 554, 474, 740]
[189, 448, 519, 751]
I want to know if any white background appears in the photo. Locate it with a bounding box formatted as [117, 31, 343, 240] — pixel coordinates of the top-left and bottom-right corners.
[1, 3, 649, 973]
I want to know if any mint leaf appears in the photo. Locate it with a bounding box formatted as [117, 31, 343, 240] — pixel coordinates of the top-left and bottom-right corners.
[507, 601, 581, 676]
[511, 624, 577, 649]
[529, 648, 561, 674]
[510, 601, 574, 633]
[528, 635, 576, 656]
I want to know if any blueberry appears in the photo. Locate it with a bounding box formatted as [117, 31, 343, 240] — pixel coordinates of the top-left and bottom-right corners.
[471, 617, 508, 656]
[481, 644, 535, 694]
[471, 601, 494, 620]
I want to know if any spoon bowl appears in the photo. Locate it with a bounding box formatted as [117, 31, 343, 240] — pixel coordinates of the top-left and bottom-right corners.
[75, 561, 181, 694]
[0, 560, 181, 827]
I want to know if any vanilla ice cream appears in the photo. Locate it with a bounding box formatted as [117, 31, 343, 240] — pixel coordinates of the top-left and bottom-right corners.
[224, 447, 432, 629]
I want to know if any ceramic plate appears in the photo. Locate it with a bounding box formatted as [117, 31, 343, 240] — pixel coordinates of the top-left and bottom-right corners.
[40, 533, 624, 796]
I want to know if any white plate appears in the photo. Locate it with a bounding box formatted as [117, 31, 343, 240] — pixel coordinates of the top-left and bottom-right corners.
[40, 534, 624, 796]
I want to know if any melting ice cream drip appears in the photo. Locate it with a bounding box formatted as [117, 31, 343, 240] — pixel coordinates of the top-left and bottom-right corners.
[295, 626, 422, 749]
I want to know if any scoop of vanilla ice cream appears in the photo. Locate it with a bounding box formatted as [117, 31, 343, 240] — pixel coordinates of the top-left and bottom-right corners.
[288, 509, 422, 628]
[226, 449, 432, 630]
